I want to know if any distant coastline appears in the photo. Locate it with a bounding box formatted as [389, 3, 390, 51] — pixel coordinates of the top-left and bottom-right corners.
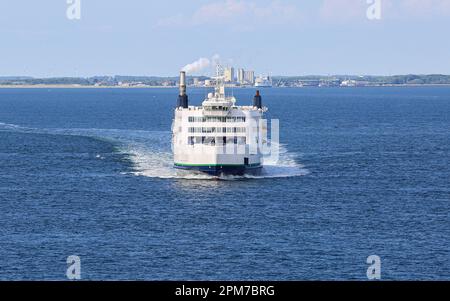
[0, 84, 176, 89]
[1, 84, 450, 89]
[1, 74, 450, 88]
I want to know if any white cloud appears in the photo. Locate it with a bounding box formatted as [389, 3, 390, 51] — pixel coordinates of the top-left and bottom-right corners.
[156, 0, 303, 30]
[157, 0, 450, 29]
[318, 0, 450, 22]
[192, 0, 249, 24]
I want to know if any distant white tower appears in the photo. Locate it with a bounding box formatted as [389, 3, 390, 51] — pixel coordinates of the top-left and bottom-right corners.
[244, 70, 255, 85]
[237, 68, 245, 84]
[224, 67, 235, 83]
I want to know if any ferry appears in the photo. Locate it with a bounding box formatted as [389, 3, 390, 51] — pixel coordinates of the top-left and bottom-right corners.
[255, 76, 273, 88]
[172, 65, 267, 176]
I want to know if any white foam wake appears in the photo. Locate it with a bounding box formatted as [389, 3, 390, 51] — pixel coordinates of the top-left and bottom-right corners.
[0, 122, 309, 180]
[120, 132, 309, 180]
[0, 122, 26, 131]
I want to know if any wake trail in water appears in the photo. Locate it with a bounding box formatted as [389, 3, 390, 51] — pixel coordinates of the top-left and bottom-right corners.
[110, 131, 309, 180]
[0, 122, 31, 131]
[0, 122, 309, 180]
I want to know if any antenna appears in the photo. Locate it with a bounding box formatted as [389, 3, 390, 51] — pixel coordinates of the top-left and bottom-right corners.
[213, 64, 226, 98]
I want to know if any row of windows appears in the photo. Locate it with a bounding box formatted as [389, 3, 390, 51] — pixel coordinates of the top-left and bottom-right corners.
[188, 116, 246, 123]
[203, 106, 229, 111]
[188, 136, 247, 146]
[188, 127, 246, 134]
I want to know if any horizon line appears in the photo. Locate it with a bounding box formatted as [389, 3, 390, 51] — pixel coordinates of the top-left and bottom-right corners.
[2, 73, 450, 79]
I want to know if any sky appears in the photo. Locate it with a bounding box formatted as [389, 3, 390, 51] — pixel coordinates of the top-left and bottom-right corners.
[1, 0, 449, 77]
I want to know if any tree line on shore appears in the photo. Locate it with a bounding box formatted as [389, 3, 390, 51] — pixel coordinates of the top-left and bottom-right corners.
[1, 74, 449, 86]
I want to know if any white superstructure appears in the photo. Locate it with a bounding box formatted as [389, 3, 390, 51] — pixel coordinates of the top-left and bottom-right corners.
[172, 66, 267, 175]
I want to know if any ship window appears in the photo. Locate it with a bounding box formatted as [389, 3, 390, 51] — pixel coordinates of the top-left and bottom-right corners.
[203, 137, 215, 145]
[188, 137, 195, 145]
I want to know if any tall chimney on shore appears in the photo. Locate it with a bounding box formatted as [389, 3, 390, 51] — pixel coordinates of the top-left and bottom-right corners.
[177, 71, 188, 108]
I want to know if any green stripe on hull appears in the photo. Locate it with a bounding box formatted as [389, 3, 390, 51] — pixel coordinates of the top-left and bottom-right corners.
[175, 163, 262, 168]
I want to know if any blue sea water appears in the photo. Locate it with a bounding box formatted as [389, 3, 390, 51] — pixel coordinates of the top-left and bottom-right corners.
[0, 87, 449, 280]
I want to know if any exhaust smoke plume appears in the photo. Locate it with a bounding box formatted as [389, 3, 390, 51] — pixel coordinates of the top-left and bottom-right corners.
[182, 58, 211, 73]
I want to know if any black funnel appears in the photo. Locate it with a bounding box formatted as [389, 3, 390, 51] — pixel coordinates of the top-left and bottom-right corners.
[178, 94, 188, 109]
[177, 71, 188, 108]
[253, 90, 262, 109]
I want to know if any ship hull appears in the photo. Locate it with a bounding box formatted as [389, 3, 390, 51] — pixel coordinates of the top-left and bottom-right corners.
[174, 164, 262, 176]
